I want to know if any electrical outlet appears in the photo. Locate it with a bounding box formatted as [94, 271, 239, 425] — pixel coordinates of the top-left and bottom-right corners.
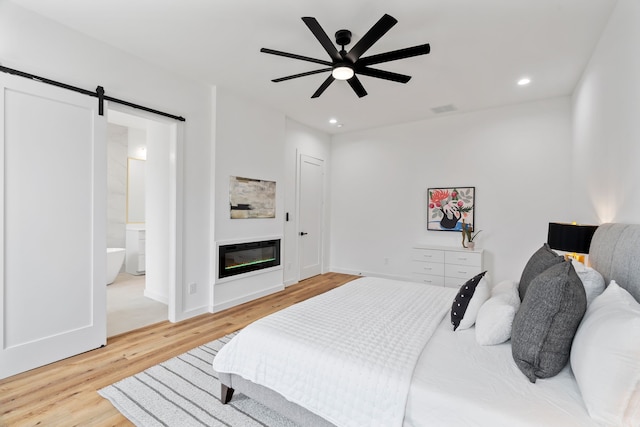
[188, 282, 197, 294]
[384, 257, 389, 265]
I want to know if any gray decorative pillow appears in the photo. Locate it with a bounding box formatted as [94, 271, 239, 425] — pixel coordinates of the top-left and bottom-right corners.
[518, 243, 564, 300]
[511, 261, 587, 383]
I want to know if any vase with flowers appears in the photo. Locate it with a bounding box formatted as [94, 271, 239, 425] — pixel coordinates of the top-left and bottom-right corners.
[461, 219, 481, 249]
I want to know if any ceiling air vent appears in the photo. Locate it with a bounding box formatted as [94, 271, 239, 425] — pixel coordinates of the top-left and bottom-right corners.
[431, 104, 457, 114]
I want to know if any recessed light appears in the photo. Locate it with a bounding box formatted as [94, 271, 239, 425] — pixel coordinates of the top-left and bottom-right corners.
[329, 118, 338, 124]
[518, 77, 531, 86]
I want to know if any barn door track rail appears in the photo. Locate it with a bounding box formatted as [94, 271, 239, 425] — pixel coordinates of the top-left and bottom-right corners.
[0, 65, 186, 122]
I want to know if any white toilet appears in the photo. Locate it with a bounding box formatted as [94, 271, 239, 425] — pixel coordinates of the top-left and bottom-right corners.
[106, 248, 126, 285]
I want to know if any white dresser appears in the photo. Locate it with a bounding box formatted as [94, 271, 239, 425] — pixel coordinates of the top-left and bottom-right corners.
[412, 245, 484, 288]
[125, 227, 146, 275]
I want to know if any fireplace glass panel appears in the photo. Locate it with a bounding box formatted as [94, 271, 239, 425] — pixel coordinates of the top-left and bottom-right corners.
[219, 239, 280, 278]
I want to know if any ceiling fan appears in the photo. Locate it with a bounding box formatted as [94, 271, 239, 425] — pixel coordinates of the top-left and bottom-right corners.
[260, 14, 431, 98]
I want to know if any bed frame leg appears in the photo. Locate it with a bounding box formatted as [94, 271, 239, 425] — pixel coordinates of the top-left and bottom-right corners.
[220, 384, 234, 404]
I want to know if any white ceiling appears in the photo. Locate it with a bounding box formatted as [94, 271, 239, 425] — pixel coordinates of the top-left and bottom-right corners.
[10, 0, 617, 134]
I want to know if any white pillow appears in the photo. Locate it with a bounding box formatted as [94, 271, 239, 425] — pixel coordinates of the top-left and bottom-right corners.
[475, 280, 521, 345]
[491, 279, 518, 297]
[570, 280, 640, 426]
[571, 260, 605, 306]
[455, 276, 490, 330]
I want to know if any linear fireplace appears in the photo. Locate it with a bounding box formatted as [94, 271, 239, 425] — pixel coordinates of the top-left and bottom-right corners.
[218, 239, 281, 279]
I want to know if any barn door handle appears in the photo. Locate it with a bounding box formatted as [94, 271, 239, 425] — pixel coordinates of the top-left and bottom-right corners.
[299, 232, 308, 236]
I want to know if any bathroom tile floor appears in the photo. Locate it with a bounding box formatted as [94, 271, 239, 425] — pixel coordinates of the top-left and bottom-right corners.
[107, 272, 168, 337]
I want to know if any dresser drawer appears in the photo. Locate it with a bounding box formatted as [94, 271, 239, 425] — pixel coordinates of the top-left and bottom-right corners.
[412, 273, 445, 287]
[445, 251, 482, 267]
[445, 277, 468, 289]
[411, 245, 484, 289]
[445, 264, 482, 280]
[412, 261, 445, 276]
[412, 248, 444, 263]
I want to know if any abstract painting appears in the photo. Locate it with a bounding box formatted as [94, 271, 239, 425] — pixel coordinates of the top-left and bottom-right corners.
[229, 176, 276, 219]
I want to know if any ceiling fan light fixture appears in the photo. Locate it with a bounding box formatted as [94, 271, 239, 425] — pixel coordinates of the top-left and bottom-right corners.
[261, 14, 431, 97]
[332, 65, 354, 80]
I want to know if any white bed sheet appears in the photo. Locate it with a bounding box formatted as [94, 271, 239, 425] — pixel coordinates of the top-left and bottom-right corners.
[404, 317, 598, 427]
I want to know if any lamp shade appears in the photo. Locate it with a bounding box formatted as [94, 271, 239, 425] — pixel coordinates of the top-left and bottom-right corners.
[547, 222, 598, 254]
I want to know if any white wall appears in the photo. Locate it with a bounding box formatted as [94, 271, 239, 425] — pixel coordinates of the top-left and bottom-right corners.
[283, 118, 332, 286]
[572, 0, 640, 225]
[144, 120, 172, 304]
[212, 87, 286, 311]
[330, 97, 573, 285]
[0, 2, 212, 321]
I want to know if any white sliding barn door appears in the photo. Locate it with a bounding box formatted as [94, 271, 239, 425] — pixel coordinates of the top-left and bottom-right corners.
[0, 74, 106, 379]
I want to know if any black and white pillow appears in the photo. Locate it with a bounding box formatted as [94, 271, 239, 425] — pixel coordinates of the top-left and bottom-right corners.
[451, 271, 489, 331]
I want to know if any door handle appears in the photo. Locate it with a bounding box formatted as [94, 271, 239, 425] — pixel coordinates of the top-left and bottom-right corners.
[300, 232, 308, 236]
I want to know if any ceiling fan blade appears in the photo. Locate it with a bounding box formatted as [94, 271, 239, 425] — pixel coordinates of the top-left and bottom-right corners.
[356, 67, 412, 83]
[302, 17, 343, 62]
[347, 75, 368, 98]
[272, 68, 332, 82]
[311, 75, 336, 98]
[345, 14, 397, 63]
[358, 44, 431, 66]
[261, 48, 332, 66]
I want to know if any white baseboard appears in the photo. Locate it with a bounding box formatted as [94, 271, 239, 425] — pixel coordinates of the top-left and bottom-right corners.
[170, 305, 209, 323]
[144, 289, 169, 305]
[283, 278, 298, 287]
[329, 267, 410, 282]
[211, 283, 284, 313]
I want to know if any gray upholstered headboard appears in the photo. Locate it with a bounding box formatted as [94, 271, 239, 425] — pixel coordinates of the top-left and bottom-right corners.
[589, 223, 640, 303]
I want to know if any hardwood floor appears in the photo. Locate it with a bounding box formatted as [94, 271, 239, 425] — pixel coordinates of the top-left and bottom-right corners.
[0, 272, 358, 426]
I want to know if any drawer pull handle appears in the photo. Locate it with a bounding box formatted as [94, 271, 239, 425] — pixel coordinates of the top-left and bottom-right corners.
[424, 267, 432, 270]
[458, 257, 467, 261]
[458, 270, 468, 274]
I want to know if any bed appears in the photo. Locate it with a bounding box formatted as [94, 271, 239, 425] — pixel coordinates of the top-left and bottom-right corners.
[213, 223, 640, 426]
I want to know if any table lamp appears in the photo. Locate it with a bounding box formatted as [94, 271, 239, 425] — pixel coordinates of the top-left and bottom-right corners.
[547, 222, 598, 263]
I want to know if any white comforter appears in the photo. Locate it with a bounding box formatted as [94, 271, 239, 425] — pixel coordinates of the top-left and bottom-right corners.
[213, 277, 456, 427]
[404, 317, 599, 427]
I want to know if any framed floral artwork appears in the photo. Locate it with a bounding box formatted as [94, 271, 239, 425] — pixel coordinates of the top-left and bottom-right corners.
[427, 187, 475, 231]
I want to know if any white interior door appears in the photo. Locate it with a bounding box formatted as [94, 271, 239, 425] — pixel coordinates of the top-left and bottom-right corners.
[298, 154, 324, 280]
[0, 73, 106, 379]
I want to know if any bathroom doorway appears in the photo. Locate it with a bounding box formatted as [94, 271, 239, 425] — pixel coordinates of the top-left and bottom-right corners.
[106, 108, 177, 336]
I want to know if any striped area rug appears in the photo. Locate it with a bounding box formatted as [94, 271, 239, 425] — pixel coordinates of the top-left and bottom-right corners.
[98, 331, 298, 427]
